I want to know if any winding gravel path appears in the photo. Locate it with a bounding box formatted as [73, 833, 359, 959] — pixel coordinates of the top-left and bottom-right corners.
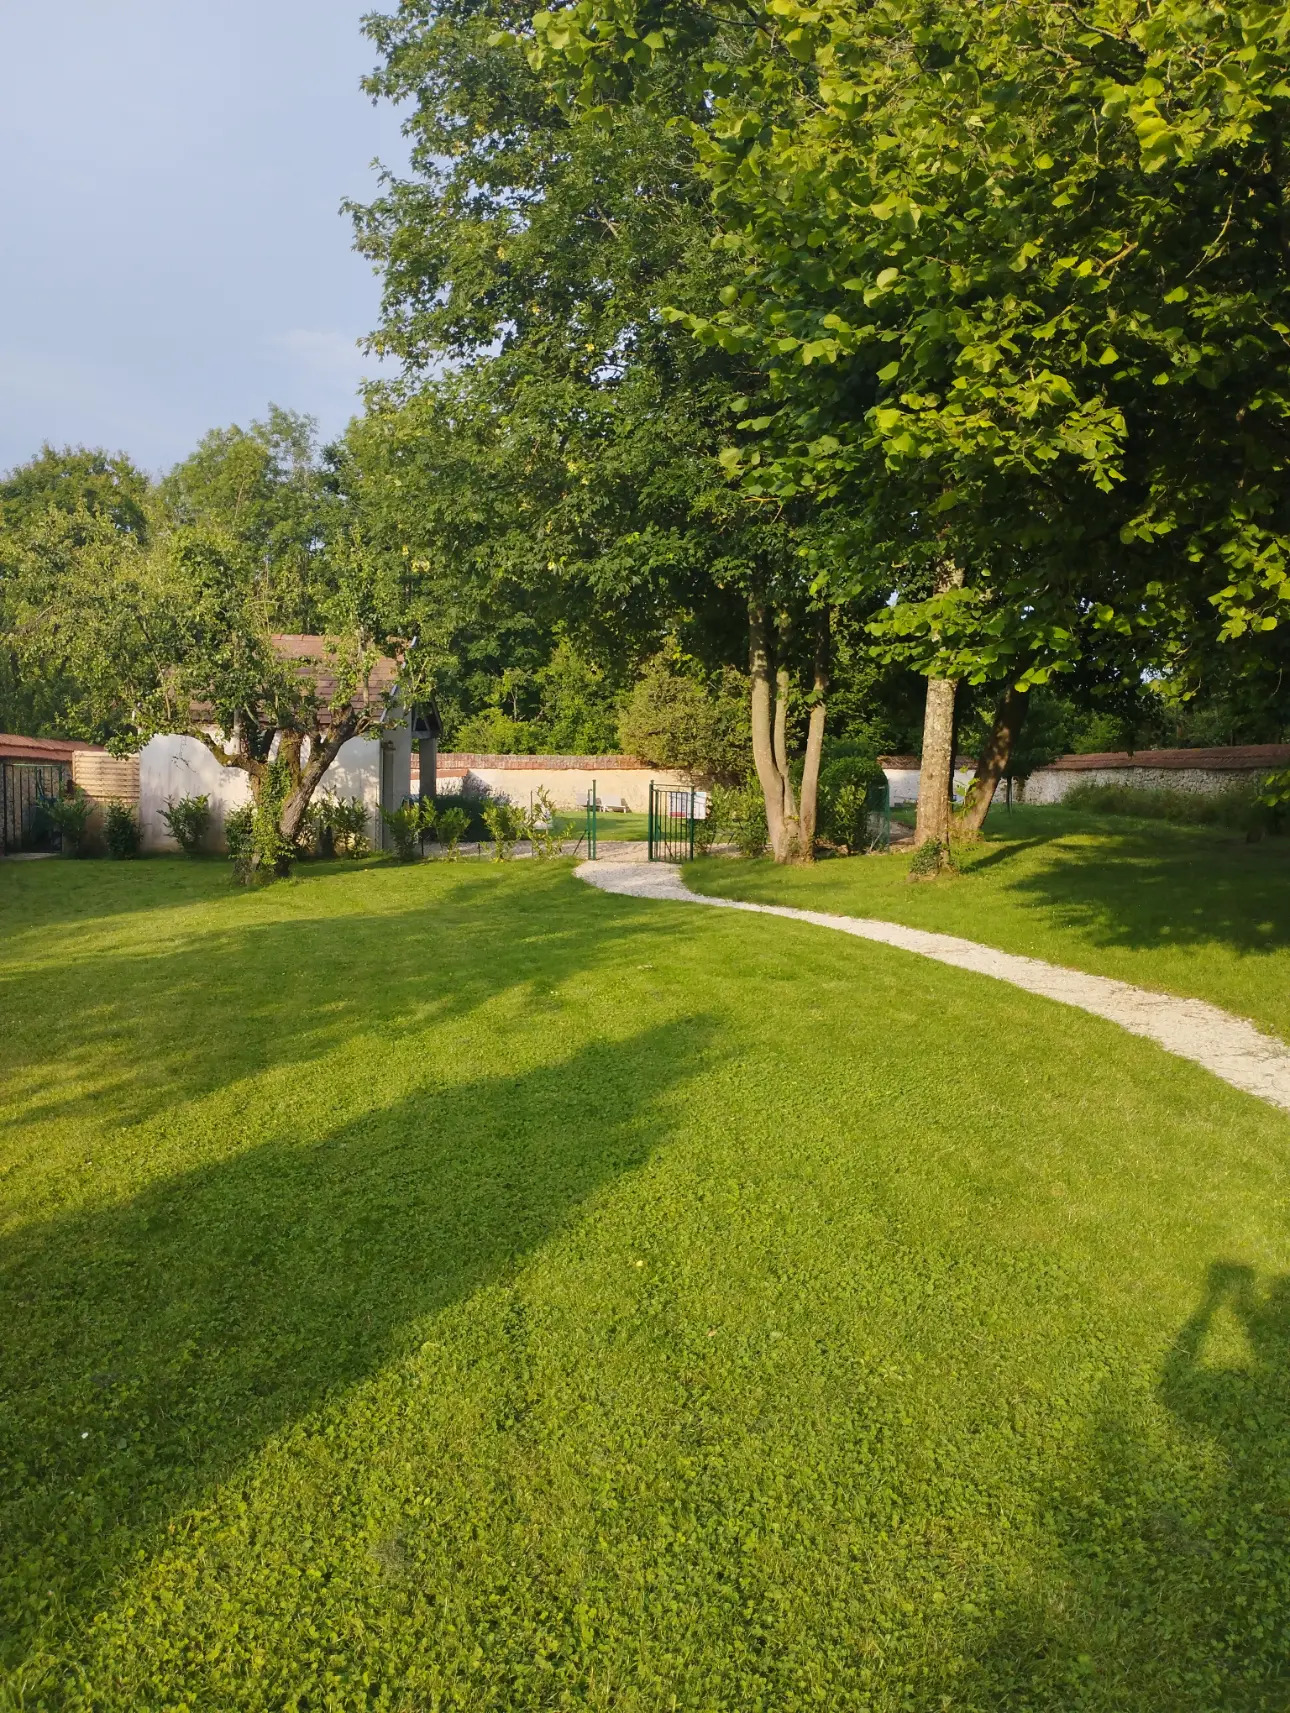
[576, 845, 1290, 1114]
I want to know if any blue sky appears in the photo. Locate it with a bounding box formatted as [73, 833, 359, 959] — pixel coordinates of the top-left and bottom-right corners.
[0, 0, 410, 476]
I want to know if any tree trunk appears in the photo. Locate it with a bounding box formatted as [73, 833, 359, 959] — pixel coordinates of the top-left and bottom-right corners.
[748, 599, 828, 863]
[914, 674, 957, 848]
[959, 684, 1029, 836]
[797, 608, 830, 855]
[913, 560, 964, 854]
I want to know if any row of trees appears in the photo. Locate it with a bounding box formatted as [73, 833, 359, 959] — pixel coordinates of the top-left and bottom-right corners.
[4, 0, 1288, 864]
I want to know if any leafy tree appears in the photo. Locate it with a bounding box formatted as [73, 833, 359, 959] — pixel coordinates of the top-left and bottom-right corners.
[160, 407, 340, 633]
[0, 446, 152, 735]
[534, 0, 1290, 844]
[617, 648, 752, 783]
[349, 0, 853, 860]
[12, 512, 406, 875]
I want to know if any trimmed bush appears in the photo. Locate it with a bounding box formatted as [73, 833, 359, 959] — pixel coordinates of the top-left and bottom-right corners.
[105, 800, 141, 859]
[223, 804, 254, 861]
[818, 754, 887, 853]
[161, 794, 211, 854]
[38, 788, 94, 856]
[381, 800, 435, 862]
[435, 805, 470, 858]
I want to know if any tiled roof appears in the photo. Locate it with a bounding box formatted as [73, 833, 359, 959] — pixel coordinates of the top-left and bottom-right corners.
[270, 635, 400, 715]
[879, 755, 977, 770]
[1047, 744, 1290, 772]
[0, 733, 105, 765]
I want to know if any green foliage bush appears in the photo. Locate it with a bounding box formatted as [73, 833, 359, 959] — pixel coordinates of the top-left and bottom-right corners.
[39, 788, 94, 856]
[381, 799, 435, 862]
[307, 795, 371, 858]
[435, 805, 470, 858]
[482, 799, 525, 860]
[223, 803, 253, 861]
[709, 783, 768, 858]
[161, 794, 211, 855]
[907, 838, 954, 880]
[817, 755, 887, 854]
[526, 787, 563, 859]
[104, 799, 141, 859]
[618, 652, 752, 785]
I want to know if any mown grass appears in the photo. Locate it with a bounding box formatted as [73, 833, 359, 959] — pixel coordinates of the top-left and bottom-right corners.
[3, 852, 1290, 1709]
[553, 809, 649, 843]
[688, 804, 1290, 1041]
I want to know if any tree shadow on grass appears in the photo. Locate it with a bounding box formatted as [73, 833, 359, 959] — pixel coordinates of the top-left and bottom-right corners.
[942, 1261, 1290, 1709]
[0, 862, 653, 1139]
[0, 1014, 712, 1681]
[975, 811, 1290, 959]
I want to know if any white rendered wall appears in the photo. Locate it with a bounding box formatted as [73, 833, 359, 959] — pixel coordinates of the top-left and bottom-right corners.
[139, 719, 409, 853]
[453, 766, 690, 813]
[882, 765, 978, 806]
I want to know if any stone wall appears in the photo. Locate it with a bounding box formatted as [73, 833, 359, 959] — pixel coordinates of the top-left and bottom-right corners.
[1020, 744, 1290, 805]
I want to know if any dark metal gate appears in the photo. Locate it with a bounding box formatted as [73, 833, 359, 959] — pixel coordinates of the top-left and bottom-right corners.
[648, 782, 702, 862]
[0, 762, 69, 854]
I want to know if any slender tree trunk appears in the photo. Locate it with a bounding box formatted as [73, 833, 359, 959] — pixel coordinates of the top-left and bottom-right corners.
[914, 562, 964, 853]
[797, 607, 830, 855]
[959, 684, 1030, 836]
[748, 599, 829, 863]
[749, 597, 789, 857]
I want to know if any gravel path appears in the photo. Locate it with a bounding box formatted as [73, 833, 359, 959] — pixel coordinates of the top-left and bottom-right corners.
[576, 846, 1290, 1114]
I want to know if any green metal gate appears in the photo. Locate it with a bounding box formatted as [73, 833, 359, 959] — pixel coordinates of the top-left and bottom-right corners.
[648, 782, 701, 862]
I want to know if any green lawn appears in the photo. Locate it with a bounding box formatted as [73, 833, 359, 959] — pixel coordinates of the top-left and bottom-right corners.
[553, 809, 649, 843]
[688, 804, 1290, 1041]
[3, 851, 1290, 1709]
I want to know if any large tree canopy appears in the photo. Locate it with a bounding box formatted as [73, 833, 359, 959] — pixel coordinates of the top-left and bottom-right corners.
[532, 0, 1290, 834]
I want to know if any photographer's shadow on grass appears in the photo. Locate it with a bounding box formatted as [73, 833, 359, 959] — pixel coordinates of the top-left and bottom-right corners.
[951, 1259, 1290, 1707]
[0, 1015, 711, 1680]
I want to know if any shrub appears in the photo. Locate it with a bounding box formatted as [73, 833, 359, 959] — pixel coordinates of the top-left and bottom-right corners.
[381, 799, 435, 862]
[308, 794, 370, 857]
[435, 805, 470, 858]
[223, 803, 254, 860]
[104, 799, 141, 859]
[907, 837, 954, 879]
[526, 787, 563, 859]
[618, 651, 752, 784]
[818, 755, 887, 853]
[39, 788, 94, 856]
[482, 799, 525, 860]
[710, 783, 768, 858]
[161, 793, 211, 854]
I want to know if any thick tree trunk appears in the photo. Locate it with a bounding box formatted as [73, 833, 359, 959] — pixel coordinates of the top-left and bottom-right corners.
[913, 560, 964, 854]
[914, 674, 957, 848]
[959, 684, 1029, 836]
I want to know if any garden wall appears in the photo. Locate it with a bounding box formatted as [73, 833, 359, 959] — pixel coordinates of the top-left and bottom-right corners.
[1021, 744, 1290, 804]
[878, 756, 979, 806]
[137, 722, 412, 852]
[430, 754, 691, 813]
